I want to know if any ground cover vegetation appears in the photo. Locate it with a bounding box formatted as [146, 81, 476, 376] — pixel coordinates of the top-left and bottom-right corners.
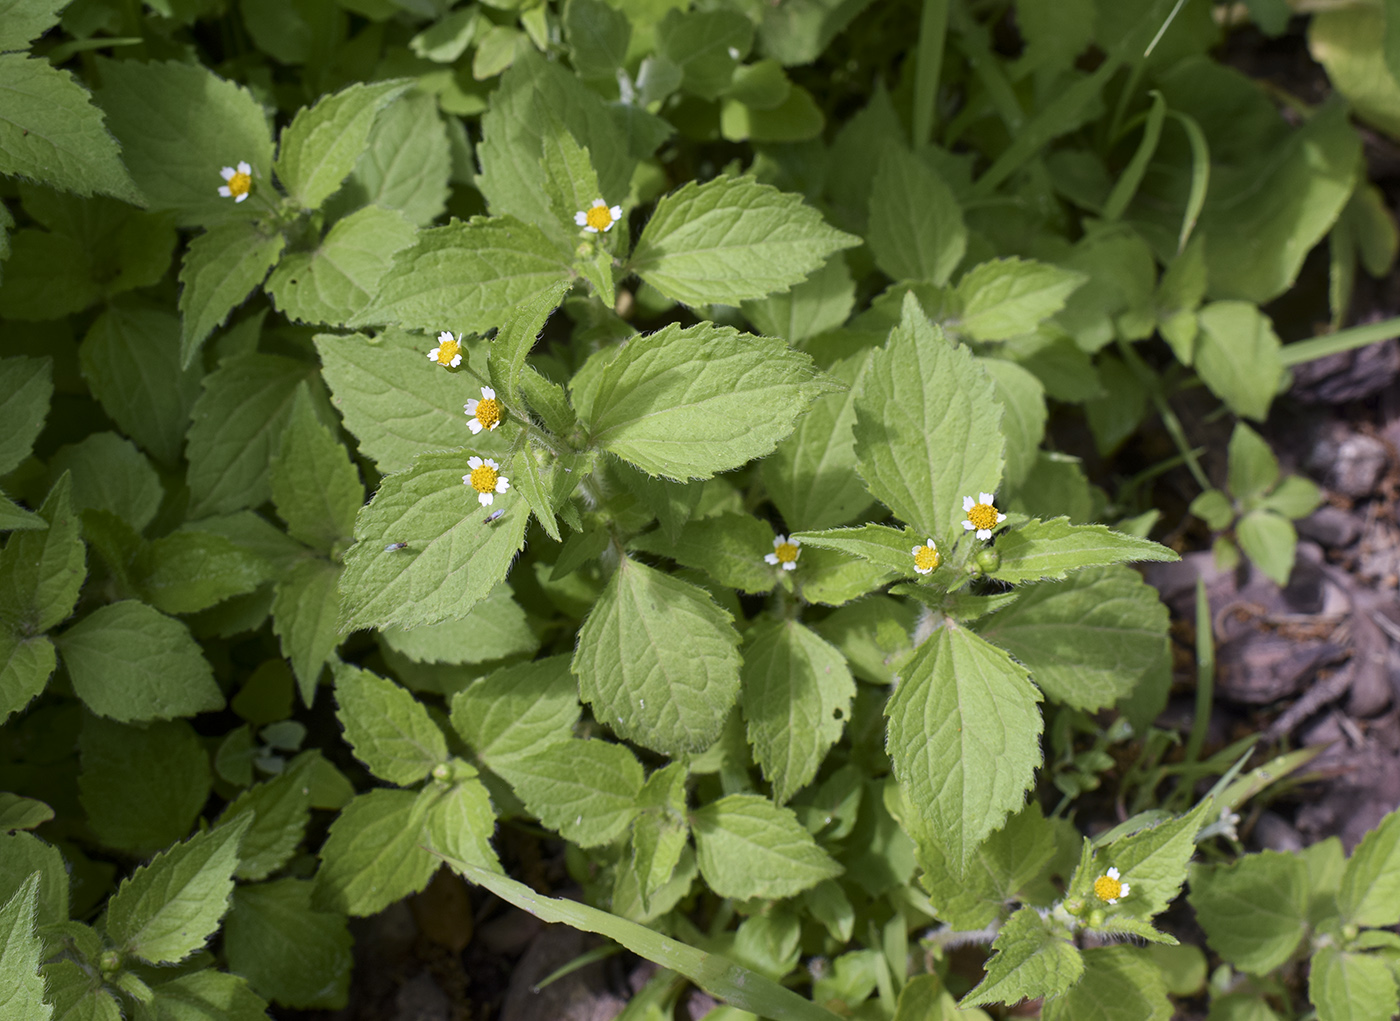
[3, 0, 1400, 1017]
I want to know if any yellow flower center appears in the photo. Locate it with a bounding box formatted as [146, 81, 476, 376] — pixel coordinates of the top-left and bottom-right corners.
[967, 502, 999, 532]
[773, 541, 799, 564]
[1093, 875, 1124, 902]
[226, 171, 252, 198]
[469, 465, 498, 494]
[585, 204, 614, 231]
[473, 398, 501, 430]
[434, 337, 461, 365]
[914, 545, 940, 572]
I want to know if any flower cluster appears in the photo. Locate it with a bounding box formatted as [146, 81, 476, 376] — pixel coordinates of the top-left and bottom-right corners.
[962, 493, 1006, 540]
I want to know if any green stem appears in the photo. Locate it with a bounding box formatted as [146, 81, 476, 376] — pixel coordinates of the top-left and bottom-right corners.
[1117, 343, 1211, 492]
[1184, 577, 1214, 767]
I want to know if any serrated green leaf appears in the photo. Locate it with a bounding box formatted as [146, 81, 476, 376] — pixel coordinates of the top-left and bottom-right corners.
[225, 879, 352, 1010]
[977, 565, 1170, 713]
[178, 222, 286, 365]
[0, 355, 51, 477]
[886, 622, 1042, 865]
[1040, 946, 1172, 1021]
[422, 776, 500, 873]
[272, 558, 341, 707]
[274, 81, 412, 210]
[581, 322, 839, 480]
[629, 176, 859, 306]
[988, 517, 1178, 585]
[853, 292, 1003, 541]
[742, 253, 855, 347]
[790, 523, 926, 577]
[270, 386, 363, 553]
[353, 216, 571, 335]
[0, 55, 141, 203]
[58, 601, 224, 722]
[79, 305, 203, 466]
[868, 144, 965, 286]
[93, 57, 274, 224]
[961, 906, 1081, 1007]
[265, 205, 416, 327]
[0, 874, 49, 1021]
[796, 545, 896, 607]
[656, 8, 751, 100]
[1194, 301, 1284, 422]
[106, 815, 249, 964]
[137, 969, 270, 1021]
[131, 531, 275, 614]
[49, 432, 163, 531]
[1338, 808, 1400, 927]
[380, 583, 537, 665]
[629, 512, 778, 594]
[337, 92, 450, 227]
[0, 493, 43, 533]
[692, 794, 842, 900]
[1237, 510, 1297, 586]
[1187, 850, 1307, 974]
[313, 788, 437, 916]
[449, 655, 579, 767]
[41, 960, 121, 1021]
[1083, 799, 1211, 929]
[217, 760, 312, 881]
[573, 557, 741, 757]
[1309, 945, 1399, 1021]
[497, 738, 642, 847]
[0, 632, 55, 723]
[186, 354, 312, 517]
[0, 794, 52, 833]
[337, 450, 529, 630]
[539, 122, 603, 235]
[0, 473, 84, 635]
[486, 278, 569, 409]
[0, 0, 66, 48]
[0, 831, 65, 932]
[953, 258, 1087, 342]
[982, 359, 1046, 492]
[335, 665, 447, 785]
[741, 619, 855, 804]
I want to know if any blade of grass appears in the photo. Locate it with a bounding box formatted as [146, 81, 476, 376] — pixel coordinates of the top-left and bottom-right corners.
[1165, 110, 1209, 251]
[1184, 577, 1214, 767]
[1103, 91, 1167, 222]
[913, 0, 950, 146]
[437, 852, 843, 1021]
[1279, 314, 1400, 367]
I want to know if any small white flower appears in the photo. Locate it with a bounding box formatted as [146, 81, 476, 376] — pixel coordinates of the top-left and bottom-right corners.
[912, 538, 939, 575]
[463, 456, 510, 506]
[428, 331, 463, 368]
[1093, 866, 1130, 905]
[218, 160, 253, 202]
[764, 534, 801, 571]
[962, 492, 1006, 541]
[575, 198, 623, 233]
[464, 385, 501, 434]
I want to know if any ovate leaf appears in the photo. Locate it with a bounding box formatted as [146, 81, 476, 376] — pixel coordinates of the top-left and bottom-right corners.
[0, 473, 84, 634]
[988, 517, 1178, 585]
[691, 794, 843, 900]
[962, 906, 1082, 1008]
[1309, 945, 1399, 1021]
[178, 221, 286, 365]
[1194, 301, 1284, 422]
[954, 258, 1087, 342]
[1338, 807, 1400, 928]
[334, 665, 447, 785]
[272, 557, 342, 706]
[496, 738, 643, 847]
[1188, 850, 1308, 974]
[225, 878, 352, 1009]
[867, 144, 966, 285]
[270, 385, 363, 553]
[1039, 946, 1172, 1021]
[0, 874, 49, 1021]
[0, 355, 51, 477]
[1, 633, 56, 723]
[449, 656, 580, 767]
[338, 92, 451, 227]
[217, 761, 312, 881]
[313, 788, 437, 916]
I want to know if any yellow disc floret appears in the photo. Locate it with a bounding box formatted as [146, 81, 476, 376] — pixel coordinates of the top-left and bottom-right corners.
[474, 397, 500, 430]
[433, 336, 461, 366]
[227, 170, 251, 197]
[586, 205, 614, 230]
[967, 502, 998, 532]
[1093, 868, 1129, 904]
[469, 463, 498, 494]
[913, 540, 940, 574]
[774, 541, 799, 564]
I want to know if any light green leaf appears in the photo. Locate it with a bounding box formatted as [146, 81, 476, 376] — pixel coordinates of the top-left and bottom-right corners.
[381, 583, 537, 665]
[1226, 423, 1279, 502]
[486, 277, 570, 409]
[49, 432, 163, 531]
[761, 350, 873, 531]
[0, 831, 65, 932]
[954, 258, 1087, 342]
[868, 144, 965, 285]
[796, 545, 896, 607]
[977, 565, 1170, 713]
[337, 450, 530, 630]
[497, 738, 642, 848]
[742, 253, 855, 346]
[57, 601, 224, 722]
[1084, 799, 1211, 927]
[692, 794, 842, 900]
[217, 760, 312, 881]
[1187, 850, 1308, 974]
[1040, 946, 1172, 1021]
[988, 517, 1178, 585]
[539, 123, 603, 237]
[0, 55, 141, 203]
[0, 473, 84, 634]
[629, 512, 778, 594]
[265, 205, 416, 327]
[0, 874, 49, 1021]
[272, 558, 341, 707]
[0, 355, 51, 476]
[352, 216, 571, 335]
[313, 788, 437, 916]
[573, 557, 741, 757]
[791, 523, 925, 577]
[314, 330, 503, 474]
[79, 306, 203, 466]
[581, 321, 839, 481]
[41, 960, 120, 1021]
[1260, 474, 1323, 520]
[274, 81, 412, 211]
[741, 620, 855, 804]
[337, 92, 450, 227]
[138, 969, 271, 1021]
[981, 359, 1046, 492]
[0, 0, 66, 49]
[422, 776, 500, 873]
[1309, 945, 1399, 1021]
[1194, 302, 1284, 422]
[131, 531, 275, 614]
[106, 815, 250, 964]
[449, 655, 579, 767]
[629, 764, 690, 913]
[335, 664, 447, 786]
[852, 291, 1003, 541]
[1338, 808, 1400, 928]
[629, 175, 859, 306]
[0, 794, 52, 833]
[93, 57, 274, 224]
[656, 8, 752, 100]
[178, 222, 286, 366]
[1237, 510, 1297, 586]
[886, 622, 1042, 865]
[186, 354, 312, 517]
[225, 878, 352, 1009]
[961, 906, 1082, 1008]
[270, 386, 363, 553]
